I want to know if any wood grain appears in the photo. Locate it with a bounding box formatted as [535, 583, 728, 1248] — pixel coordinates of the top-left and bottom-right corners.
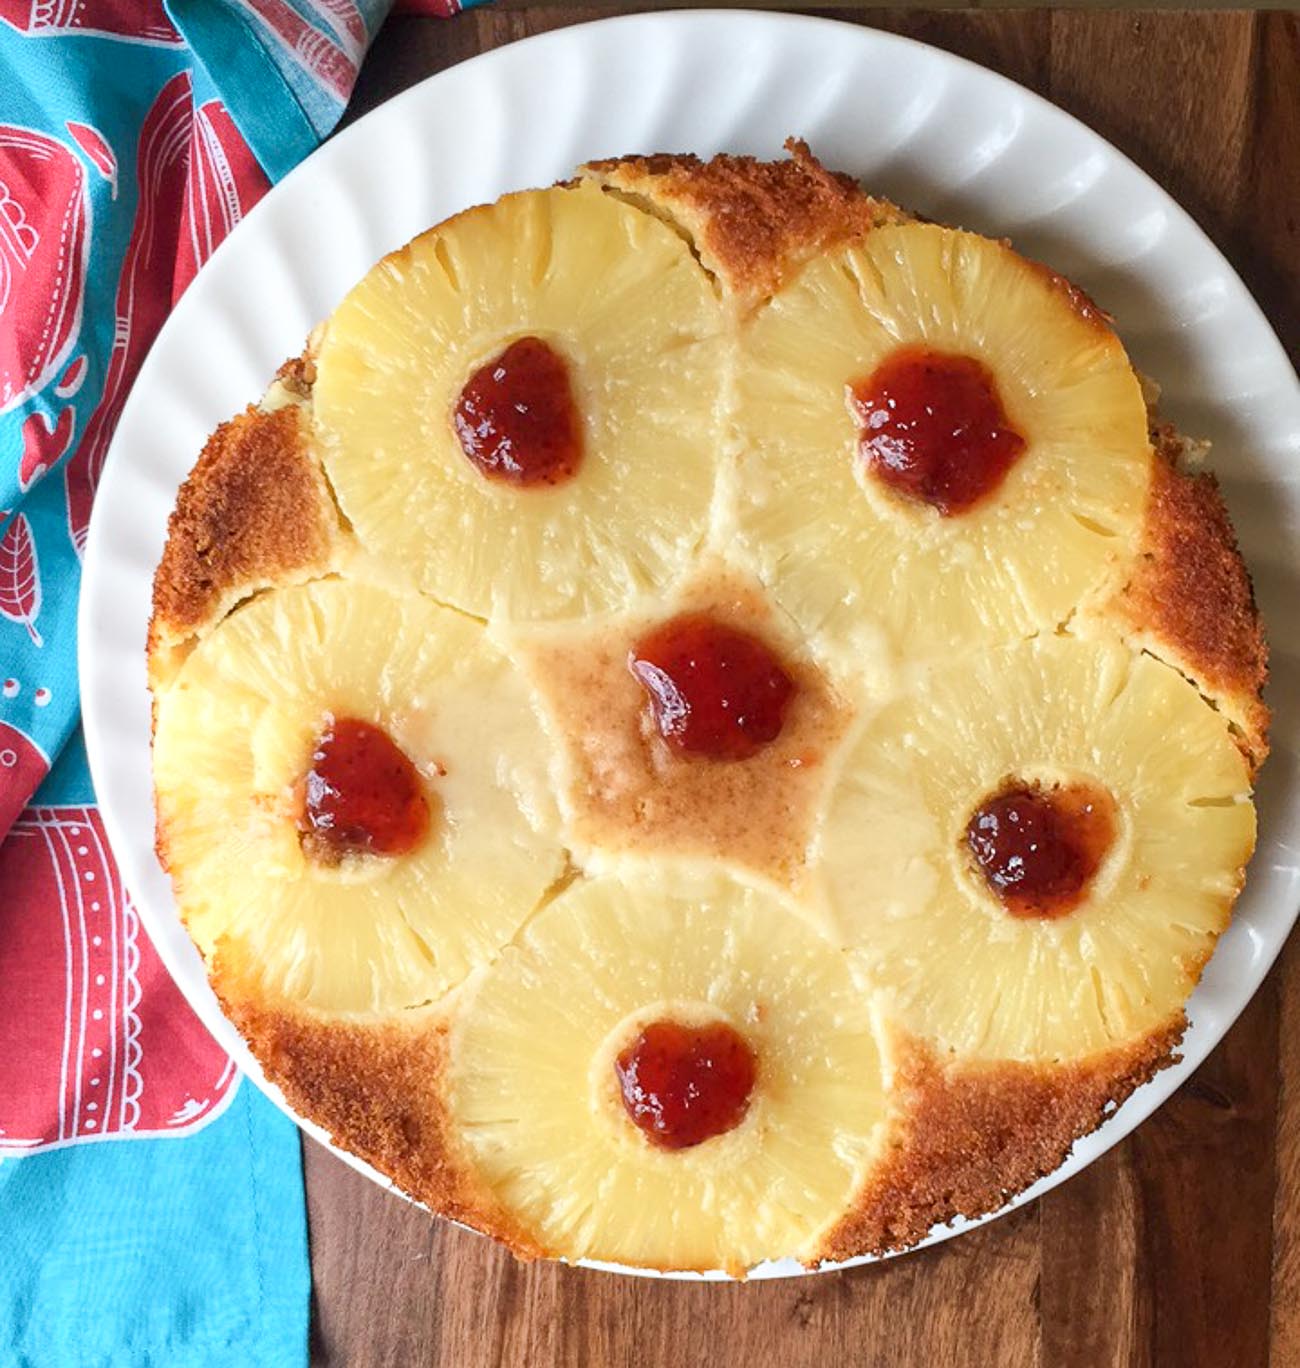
[314, 11, 1300, 1366]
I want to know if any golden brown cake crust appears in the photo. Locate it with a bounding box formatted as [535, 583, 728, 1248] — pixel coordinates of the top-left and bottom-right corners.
[216, 971, 548, 1259]
[1114, 426, 1269, 766]
[1022, 256, 1115, 335]
[148, 400, 339, 687]
[583, 139, 906, 303]
[814, 1017, 1185, 1262]
[274, 350, 317, 400]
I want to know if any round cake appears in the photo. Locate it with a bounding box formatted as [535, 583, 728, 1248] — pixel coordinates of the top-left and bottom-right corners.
[149, 142, 1268, 1273]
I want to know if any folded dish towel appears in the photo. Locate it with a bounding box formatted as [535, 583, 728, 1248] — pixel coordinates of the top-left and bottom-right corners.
[0, 2, 477, 1361]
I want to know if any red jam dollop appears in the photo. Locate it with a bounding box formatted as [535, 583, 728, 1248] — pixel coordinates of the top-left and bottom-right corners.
[629, 614, 796, 761]
[965, 780, 1116, 919]
[299, 717, 431, 863]
[453, 336, 583, 487]
[615, 1020, 757, 1150]
[850, 345, 1026, 515]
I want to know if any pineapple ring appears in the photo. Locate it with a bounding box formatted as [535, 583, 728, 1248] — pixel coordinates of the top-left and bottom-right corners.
[732, 221, 1152, 664]
[819, 635, 1255, 1062]
[312, 182, 725, 623]
[448, 873, 887, 1271]
[153, 579, 565, 1015]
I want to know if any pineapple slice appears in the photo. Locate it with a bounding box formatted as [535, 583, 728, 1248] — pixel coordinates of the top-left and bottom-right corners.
[153, 578, 565, 1015]
[447, 872, 886, 1270]
[732, 222, 1151, 664]
[818, 635, 1255, 1062]
[311, 183, 725, 622]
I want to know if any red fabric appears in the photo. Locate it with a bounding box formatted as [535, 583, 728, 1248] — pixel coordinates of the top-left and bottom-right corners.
[0, 73, 268, 1156]
[66, 73, 268, 555]
[0, 126, 89, 416]
[0, 809, 237, 1151]
[0, 0, 180, 45]
[240, 0, 359, 99]
[0, 720, 47, 833]
[0, 0, 462, 1161]
[176, 100, 273, 297]
[393, 0, 464, 17]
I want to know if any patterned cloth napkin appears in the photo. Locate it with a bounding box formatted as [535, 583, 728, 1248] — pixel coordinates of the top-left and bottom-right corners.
[0, 1, 477, 1361]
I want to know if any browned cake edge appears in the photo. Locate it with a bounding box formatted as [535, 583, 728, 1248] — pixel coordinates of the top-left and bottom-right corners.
[213, 967, 550, 1261]
[1106, 422, 1269, 768]
[147, 382, 340, 694]
[813, 1015, 1186, 1264]
[582, 137, 909, 305]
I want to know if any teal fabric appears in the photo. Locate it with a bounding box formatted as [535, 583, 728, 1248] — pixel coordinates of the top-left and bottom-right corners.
[0, 9, 344, 1359]
[0, 1084, 308, 1368]
[3, 741, 308, 1366]
[168, 0, 345, 182]
[0, 5, 477, 1360]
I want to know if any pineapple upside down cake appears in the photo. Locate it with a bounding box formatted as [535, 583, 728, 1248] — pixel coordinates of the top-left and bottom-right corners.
[149, 142, 1268, 1273]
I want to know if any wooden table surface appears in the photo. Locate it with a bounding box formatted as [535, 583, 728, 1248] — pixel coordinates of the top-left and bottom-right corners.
[307, 9, 1299, 1365]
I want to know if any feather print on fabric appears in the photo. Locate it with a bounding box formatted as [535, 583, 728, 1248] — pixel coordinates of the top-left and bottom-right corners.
[174, 100, 269, 298]
[66, 120, 119, 198]
[0, 126, 89, 415]
[65, 72, 192, 554]
[0, 511, 42, 646]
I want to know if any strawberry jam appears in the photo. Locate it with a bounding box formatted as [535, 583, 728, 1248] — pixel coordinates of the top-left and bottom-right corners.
[453, 336, 582, 487]
[965, 781, 1116, 919]
[616, 1020, 757, 1150]
[299, 717, 431, 864]
[850, 345, 1026, 515]
[629, 614, 795, 761]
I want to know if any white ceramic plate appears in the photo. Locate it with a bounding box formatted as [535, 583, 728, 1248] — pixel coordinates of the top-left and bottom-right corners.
[80, 10, 1300, 1278]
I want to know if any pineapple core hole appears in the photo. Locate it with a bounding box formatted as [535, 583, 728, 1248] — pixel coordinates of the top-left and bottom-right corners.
[628, 613, 796, 761]
[298, 716, 432, 865]
[615, 1018, 757, 1151]
[964, 778, 1117, 920]
[849, 345, 1026, 516]
[452, 335, 583, 488]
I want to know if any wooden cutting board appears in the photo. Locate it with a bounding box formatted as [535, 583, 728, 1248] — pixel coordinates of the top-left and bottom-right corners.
[307, 10, 1299, 1366]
